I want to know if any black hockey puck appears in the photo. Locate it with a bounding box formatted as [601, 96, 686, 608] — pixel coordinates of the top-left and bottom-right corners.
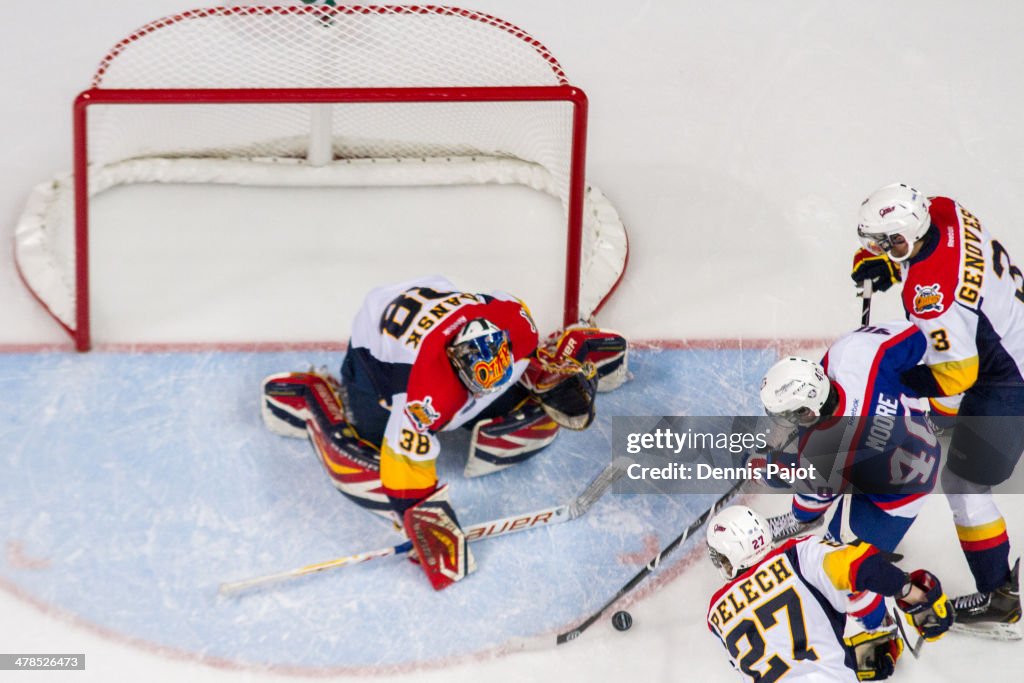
[611, 610, 633, 632]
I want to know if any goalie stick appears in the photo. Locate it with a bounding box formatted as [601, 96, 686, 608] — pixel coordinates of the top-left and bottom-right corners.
[219, 456, 629, 596]
[554, 478, 747, 645]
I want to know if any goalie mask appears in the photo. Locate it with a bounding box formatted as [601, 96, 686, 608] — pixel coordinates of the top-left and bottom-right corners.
[447, 318, 514, 395]
[707, 505, 773, 580]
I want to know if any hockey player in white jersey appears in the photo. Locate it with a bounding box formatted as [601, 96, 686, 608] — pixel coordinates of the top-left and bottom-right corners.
[851, 184, 1022, 636]
[707, 505, 952, 682]
[759, 321, 941, 629]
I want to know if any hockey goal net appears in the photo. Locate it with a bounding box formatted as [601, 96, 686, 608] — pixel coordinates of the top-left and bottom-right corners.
[14, 5, 628, 350]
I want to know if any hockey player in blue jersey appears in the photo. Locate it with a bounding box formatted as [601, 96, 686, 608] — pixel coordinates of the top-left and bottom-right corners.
[758, 321, 942, 629]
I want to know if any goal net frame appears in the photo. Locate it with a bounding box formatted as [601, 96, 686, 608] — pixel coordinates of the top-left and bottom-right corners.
[14, 5, 628, 350]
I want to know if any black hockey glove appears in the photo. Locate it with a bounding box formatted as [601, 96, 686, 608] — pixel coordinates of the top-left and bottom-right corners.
[896, 569, 953, 641]
[851, 248, 901, 293]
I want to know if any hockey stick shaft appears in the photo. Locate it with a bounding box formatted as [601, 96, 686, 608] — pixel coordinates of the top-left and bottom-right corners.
[556, 478, 746, 644]
[219, 457, 628, 596]
[891, 606, 924, 658]
[860, 279, 873, 326]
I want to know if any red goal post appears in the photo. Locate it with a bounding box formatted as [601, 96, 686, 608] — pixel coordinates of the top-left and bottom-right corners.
[14, 5, 628, 350]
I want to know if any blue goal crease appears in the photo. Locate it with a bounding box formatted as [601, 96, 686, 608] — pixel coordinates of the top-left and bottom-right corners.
[0, 347, 775, 669]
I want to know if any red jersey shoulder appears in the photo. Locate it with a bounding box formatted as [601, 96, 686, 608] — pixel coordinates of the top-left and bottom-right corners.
[404, 335, 467, 432]
[901, 196, 961, 320]
[402, 296, 537, 432]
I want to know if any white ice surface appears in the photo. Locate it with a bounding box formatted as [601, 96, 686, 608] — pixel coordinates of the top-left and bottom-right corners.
[2, 1, 1024, 681]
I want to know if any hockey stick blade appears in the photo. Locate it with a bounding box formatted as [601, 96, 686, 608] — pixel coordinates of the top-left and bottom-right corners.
[555, 479, 746, 645]
[568, 456, 630, 519]
[219, 458, 625, 597]
[950, 621, 1022, 642]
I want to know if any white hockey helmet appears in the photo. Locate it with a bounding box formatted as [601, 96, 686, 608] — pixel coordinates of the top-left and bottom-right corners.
[447, 318, 514, 395]
[760, 357, 830, 426]
[707, 505, 773, 579]
[856, 183, 932, 262]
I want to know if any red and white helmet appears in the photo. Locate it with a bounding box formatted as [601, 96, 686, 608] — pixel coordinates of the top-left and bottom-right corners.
[760, 357, 830, 426]
[856, 183, 932, 262]
[707, 505, 773, 579]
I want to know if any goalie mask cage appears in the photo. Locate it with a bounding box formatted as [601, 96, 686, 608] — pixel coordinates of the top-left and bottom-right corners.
[13, 5, 629, 351]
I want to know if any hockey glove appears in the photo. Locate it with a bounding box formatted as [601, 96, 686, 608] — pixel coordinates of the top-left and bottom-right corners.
[845, 620, 903, 681]
[851, 248, 901, 293]
[896, 569, 953, 641]
[522, 352, 598, 430]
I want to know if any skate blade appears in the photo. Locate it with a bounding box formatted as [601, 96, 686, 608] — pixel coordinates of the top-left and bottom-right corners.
[951, 620, 1022, 641]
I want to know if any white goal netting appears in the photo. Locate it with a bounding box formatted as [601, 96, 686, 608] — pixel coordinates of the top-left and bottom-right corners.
[14, 5, 628, 348]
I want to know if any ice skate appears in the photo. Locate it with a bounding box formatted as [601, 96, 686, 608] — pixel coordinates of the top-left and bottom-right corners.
[950, 559, 1021, 641]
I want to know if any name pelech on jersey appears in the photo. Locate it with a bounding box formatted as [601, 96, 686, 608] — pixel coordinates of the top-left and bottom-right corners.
[901, 197, 1024, 393]
[795, 323, 940, 506]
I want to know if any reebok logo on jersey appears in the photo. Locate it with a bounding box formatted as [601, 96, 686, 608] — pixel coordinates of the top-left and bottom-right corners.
[913, 284, 945, 314]
[405, 397, 441, 432]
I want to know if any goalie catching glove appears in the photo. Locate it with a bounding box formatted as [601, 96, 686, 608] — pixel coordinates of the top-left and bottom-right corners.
[521, 352, 598, 430]
[896, 569, 953, 641]
[519, 325, 627, 431]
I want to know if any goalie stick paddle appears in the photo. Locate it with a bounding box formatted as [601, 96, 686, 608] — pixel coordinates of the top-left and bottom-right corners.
[218, 457, 629, 596]
[554, 478, 746, 645]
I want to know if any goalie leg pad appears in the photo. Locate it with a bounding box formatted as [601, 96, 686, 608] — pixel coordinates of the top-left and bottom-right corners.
[262, 372, 319, 438]
[263, 372, 392, 518]
[403, 484, 476, 590]
[465, 398, 560, 478]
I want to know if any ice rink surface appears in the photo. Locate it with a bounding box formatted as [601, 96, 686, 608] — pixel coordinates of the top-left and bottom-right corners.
[2, 1, 1024, 681]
